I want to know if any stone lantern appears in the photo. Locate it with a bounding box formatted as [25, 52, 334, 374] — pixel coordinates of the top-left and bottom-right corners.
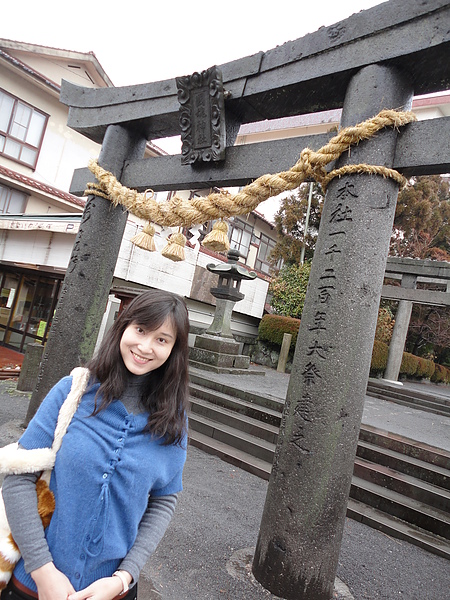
[189, 249, 260, 373]
[206, 248, 256, 337]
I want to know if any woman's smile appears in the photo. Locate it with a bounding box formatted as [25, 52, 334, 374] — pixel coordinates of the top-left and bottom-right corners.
[130, 350, 151, 364]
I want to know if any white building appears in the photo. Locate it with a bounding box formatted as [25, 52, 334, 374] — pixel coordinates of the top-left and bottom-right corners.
[0, 40, 277, 355]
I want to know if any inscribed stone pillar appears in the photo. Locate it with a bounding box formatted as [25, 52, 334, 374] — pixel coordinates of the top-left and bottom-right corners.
[384, 274, 417, 382]
[252, 65, 413, 599]
[26, 125, 147, 423]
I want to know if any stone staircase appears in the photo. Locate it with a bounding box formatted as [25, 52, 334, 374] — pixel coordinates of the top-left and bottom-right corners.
[188, 371, 450, 560]
[366, 379, 450, 417]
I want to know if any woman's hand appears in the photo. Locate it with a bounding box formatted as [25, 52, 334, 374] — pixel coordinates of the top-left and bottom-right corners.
[31, 562, 75, 600]
[68, 572, 131, 600]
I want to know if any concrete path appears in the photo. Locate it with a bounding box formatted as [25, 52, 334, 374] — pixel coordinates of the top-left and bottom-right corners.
[1, 371, 449, 600]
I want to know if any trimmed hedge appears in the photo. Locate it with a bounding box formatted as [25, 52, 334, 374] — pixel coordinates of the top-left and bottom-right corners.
[258, 314, 450, 384]
[431, 363, 447, 384]
[370, 343, 449, 382]
[258, 314, 300, 349]
[416, 357, 436, 380]
[400, 352, 419, 377]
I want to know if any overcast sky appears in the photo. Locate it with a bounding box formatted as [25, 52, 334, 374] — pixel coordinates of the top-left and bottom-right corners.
[1, 0, 382, 87]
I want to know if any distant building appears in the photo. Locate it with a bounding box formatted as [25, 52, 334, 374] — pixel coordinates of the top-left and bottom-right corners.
[0, 40, 279, 355]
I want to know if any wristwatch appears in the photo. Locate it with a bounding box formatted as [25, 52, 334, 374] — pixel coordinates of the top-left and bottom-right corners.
[113, 570, 129, 595]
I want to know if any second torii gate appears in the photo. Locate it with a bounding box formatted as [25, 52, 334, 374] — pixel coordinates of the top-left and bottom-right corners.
[27, 1, 450, 599]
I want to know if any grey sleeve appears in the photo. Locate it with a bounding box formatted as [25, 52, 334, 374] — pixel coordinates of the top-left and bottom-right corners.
[119, 493, 178, 585]
[2, 472, 54, 573]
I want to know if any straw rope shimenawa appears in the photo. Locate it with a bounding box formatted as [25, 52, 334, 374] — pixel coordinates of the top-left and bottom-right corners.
[85, 109, 416, 260]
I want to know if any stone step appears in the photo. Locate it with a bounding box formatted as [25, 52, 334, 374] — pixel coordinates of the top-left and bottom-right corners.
[189, 347, 250, 370]
[367, 380, 450, 417]
[191, 388, 449, 490]
[189, 360, 260, 375]
[368, 379, 450, 406]
[358, 425, 450, 471]
[189, 372, 284, 414]
[189, 382, 282, 427]
[350, 475, 450, 540]
[187, 373, 450, 557]
[191, 371, 450, 419]
[189, 429, 271, 480]
[347, 498, 450, 561]
[189, 409, 449, 514]
[188, 412, 276, 464]
[354, 456, 450, 513]
[188, 429, 450, 560]
[356, 440, 450, 490]
[367, 392, 450, 417]
[190, 396, 279, 444]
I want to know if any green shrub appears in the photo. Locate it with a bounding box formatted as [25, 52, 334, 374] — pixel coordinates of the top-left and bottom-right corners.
[400, 352, 419, 377]
[258, 314, 300, 349]
[431, 363, 447, 383]
[415, 357, 435, 380]
[269, 262, 311, 319]
[371, 340, 389, 374]
[444, 367, 450, 383]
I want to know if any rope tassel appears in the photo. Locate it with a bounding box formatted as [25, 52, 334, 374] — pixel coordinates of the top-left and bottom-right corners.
[202, 220, 230, 252]
[161, 232, 187, 262]
[131, 222, 156, 251]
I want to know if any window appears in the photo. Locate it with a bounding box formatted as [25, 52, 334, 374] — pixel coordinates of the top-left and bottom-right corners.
[255, 233, 282, 274]
[229, 218, 253, 258]
[0, 184, 28, 214]
[0, 89, 48, 168]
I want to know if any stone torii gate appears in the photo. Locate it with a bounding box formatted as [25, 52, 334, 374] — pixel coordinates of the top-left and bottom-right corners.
[382, 257, 450, 382]
[26, 1, 450, 599]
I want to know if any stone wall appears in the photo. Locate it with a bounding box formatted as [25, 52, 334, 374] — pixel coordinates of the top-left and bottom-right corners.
[250, 340, 294, 373]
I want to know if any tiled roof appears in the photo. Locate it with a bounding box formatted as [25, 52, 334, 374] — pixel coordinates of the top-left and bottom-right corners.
[0, 39, 113, 88]
[0, 47, 60, 93]
[253, 209, 275, 228]
[0, 165, 86, 208]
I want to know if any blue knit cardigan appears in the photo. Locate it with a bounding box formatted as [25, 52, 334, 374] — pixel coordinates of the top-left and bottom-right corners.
[14, 375, 187, 592]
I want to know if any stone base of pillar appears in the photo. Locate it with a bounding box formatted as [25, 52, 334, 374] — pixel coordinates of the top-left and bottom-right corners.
[189, 333, 265, 375]
[381, 378, 404, 386]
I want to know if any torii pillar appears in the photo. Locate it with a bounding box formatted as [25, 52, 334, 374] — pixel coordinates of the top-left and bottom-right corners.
[26, 125, 147, 422]
[384, 273, 417, 382]
[252, 64, 413, 599]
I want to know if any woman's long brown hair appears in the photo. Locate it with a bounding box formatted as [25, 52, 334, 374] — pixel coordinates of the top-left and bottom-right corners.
[87, 290, 190, 445]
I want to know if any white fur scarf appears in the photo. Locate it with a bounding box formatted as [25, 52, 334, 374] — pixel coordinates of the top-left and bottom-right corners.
[0, 366, 90, 590]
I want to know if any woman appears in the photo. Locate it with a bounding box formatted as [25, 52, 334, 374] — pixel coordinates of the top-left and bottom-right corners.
[2, 290, 190, 600]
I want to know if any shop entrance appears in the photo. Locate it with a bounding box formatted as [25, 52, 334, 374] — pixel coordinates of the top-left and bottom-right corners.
[0, 266, 62, 354]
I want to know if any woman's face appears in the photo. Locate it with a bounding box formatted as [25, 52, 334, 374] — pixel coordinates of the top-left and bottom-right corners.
[119, 316, 177, 376]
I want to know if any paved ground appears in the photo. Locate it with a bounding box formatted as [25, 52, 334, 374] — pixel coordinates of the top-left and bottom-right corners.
[1, 370, 449, 600]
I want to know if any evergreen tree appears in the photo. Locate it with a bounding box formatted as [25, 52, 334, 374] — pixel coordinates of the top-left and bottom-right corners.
[391, 175, 450, 260]
[269, 175, 449, 264]
[269, 182, 323, 268]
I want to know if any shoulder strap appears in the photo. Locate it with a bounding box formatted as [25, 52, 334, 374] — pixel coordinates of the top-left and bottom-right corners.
[0, 367, 90, 476]
[0, 444, 55, 474]
[51, 367, 90, 454]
